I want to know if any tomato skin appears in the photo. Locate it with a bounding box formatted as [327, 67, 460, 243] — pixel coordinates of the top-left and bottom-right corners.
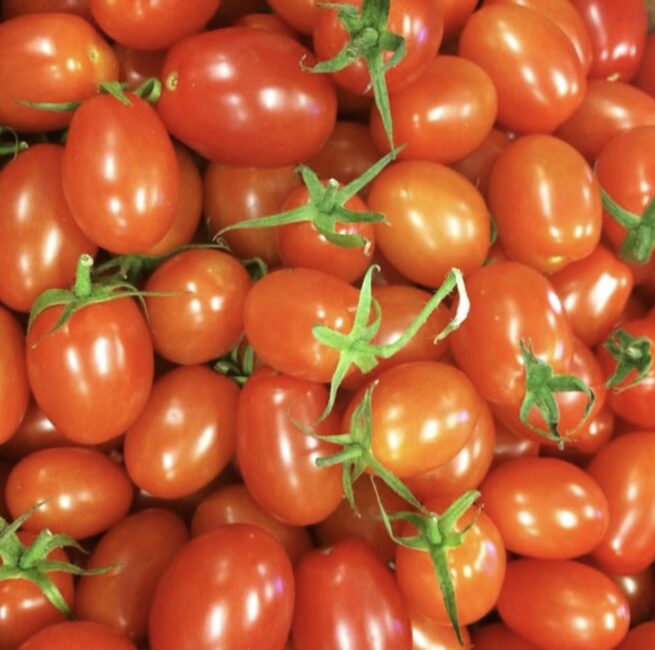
[149, 524, 295, 650]
[19, 621, 137, 650]
[471, 623, 540, 650]
[488, 134, 601, 274]
[368, 161, 490, 287]
[74, 509, 188, 643]
[157, 28, 337, 166]
[0, 460, 10, 518]
[635, 35, 655, 98]
[0, 14, 117, 132]
[498, 559, 630, 650]
[6, 448, 133, 539]
[292, 540, 412, 650]
[410, 609, 471, 649]
[26, 299, 153, 445]
[236, 368, 343, 526]
[63, 93, 178, 254]
[617, 622, 655, 650]
[2, 0, 93, 22]
[0, 145, 97, 313]
[266, 0, 317, 34]
[550, 245, 633, 348]
[395, 502, 506, 625]
[90, 0, 220, 50]
[237, 12, 300, 38]
[0, 306, 30, 446]
[459, 5, 585, 134]
[440, 0, 477, 37]
[607, 567, 655, 628]
[144, 249, 251, 365]
[587, 432, 655, 574]
[113, 44, 165, 91]
[124, 366, 239, 499]
[492, 420, 540, 467]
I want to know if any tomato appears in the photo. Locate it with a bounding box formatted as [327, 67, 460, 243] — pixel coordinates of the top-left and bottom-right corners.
[606, 566, 655, 627]
[63, 92, 178, 254]
[149, 525, 294, 650]
[368, 161, 490, 287]
[471, 623, 540, 650]
[236, 368, 343, 526]
[635, 35, 655, 98]
[498, 559, 630, 650]
[90, 0, 220, 50]
[2, 0, 93, 22]
[587, 431, 655, 574]
[75, 509, 188, 643]
[144, 249, 251, 365]
[570, 0, 646, 82]
[0, 306, 29, 445]
[212, 0, 260, 26]
[27, 297, 153, 445]
[6, 448, 132, 539]
[556, 80, 655, 161]
[293, 539, 412, 650]
[157, 28, 337, 166]
[0, 460, 10, 518]
[440, 0, 477, 37]
[0, 532, 73, 650]
[491, 420, 540, 467]
[266, 0, 317, 34]
[0, 145, 97, 313]
[113, 44, 165, 90]
[459, 5, 585, 134]
[19, 621, 137, 650]
[236, 12, 300, 38]
[124, 366, 238, 499]
[550, 245, 633, 348]
[617, 622, 655, 650]
[488, 134, 601, 274]
[191, 484, 312, 565]
[411, 609, 471, 649]
[0, 14, 117, 132]
[395, 500, 505, 625]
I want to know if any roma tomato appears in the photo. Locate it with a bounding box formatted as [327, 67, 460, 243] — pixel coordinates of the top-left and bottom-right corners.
[157, 28, 337, 166]
[5, 448, 133, 539]
[18, 621, 137, 650]
[236, 11, 300, 37]
[0, 13, 117, 132]
[149, 525, 295, 650]
[2, 0, 94, 21]
[63, 93, 178, 254]
[293, 540, 412, 650]
[471, 623, 540, 650]
[497, 559, 630, 650]
[266, 0, 317, 34]
[411, 609, 471, 649]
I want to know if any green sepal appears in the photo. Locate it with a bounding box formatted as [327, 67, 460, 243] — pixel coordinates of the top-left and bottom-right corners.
[15, 99, 81, 112]
[604, 328, 653, 392]
[213, 341, 256, 386]
[0, 126, 28, 158]
[132, 77, 162, 104]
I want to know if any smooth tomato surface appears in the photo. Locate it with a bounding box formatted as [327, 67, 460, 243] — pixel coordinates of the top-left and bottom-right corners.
[18, 621, 137, 650]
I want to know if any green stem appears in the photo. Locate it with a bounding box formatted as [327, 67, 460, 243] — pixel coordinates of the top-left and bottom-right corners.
[73, 254, 95, 299]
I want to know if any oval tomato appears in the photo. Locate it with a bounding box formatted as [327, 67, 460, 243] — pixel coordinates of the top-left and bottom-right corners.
[18, 621, 137, 650]
[2, 0, 94, 22]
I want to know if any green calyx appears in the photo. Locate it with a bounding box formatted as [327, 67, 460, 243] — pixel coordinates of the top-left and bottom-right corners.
[604, 328, 653, 392]
[600, 185, 655, 265]
[519, 340, 595, 448]
[0, 504, 115, 618]
[217, 147, 401, 250]
[306, 0, 405, 150]
[214, 341, 256, 386]
[313, 264, 469, 421]
[373, 482, 480, 646]
[0, 126, 28, 158]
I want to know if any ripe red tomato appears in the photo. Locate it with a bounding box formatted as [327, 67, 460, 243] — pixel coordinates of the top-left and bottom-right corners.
[2, 0, 94, 22]
[617, 622, 655, 650]
[149, 525, 295, 650]
[635, 35, 655, 98]
[157, 28, 337, 166]
[266, 0, 317, 33]
[471, 623, 540, 650]
[492, 420, 540, 467]
[440, 0, 477, 37]
[113, 44, 165, 90]
[236, 11, 300, 37]
[410, 608, 471, 649]
[18, 621, 137, 650]
[606, 566, 655, 628]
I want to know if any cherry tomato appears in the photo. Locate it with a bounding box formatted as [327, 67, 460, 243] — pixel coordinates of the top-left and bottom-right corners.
[635, 35, 655, 98]
[2, 0, 93, 22]
[617, 622, 655, 650]
[19, 621, 137, 650]
[410, 608, 471, 649]
[471, 623, 540, 650]
[236, 12, 300, 38]
[149, 525, 295, 650]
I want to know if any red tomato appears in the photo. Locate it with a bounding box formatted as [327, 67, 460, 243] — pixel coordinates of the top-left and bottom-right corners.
[90, 0, 220, 50]
[236, 12, 300, 38]
[411, 609, 471, 649]
[113, 44, 165, 90]
[75, 509, 189, 643]
[144, 249, 251, 365]
[491, 420, 540, 467]
[18, 621, 137, 650]
[63, 92, 178, 254]
[606, 566, 655, 627]
[157, 28, 337, 166]
[368, 161, 490, 287]
[471, 623, 540, 650]
[5, 448, 133, 539]
[440, 0, 477, 37]
[293, 540, 412, 650]
[2, 0, 93, 22]
[617, 622, 655, 650]
[635, 35, 655, 98]
[588, 431, 655, 574]
[0, 14, 117, 132]
[266, 0, 317, 34]
[497, 559, 630, 650]
[459, 5, 585, 134]
[149, 525, 295, 650]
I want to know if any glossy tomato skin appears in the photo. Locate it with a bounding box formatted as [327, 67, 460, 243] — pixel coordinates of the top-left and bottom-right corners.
[635, 35, 655, 98]
[471, 623, 540, 650]
[144, 249, 251, 365]
[617, 622, 655, 650]
[293, 539, 412, 650]
[0, 145, 97, 313]
[607, 567, 655, 627]
[18, 621, 137, 650]
[492, 420, 540, 467]
[75, 509, 189, 643]
[236, 368, 343, 526]
[497, 559, 630, 650]
[90, 0, 220, 50]
[113, 44, 165, 90]
[26, 299, 153, 445]
[237, 11, 300, 37]
[6, 448, 133, 539]
[411, 609, 471, 649]
[2, 0, 94, 21]
[587, 432, 655, 574]
[0, 306, 29, 445]
[63, 92, 178, 254]
[488, 134, 601, 274]
[459, 5, 585, 134]
[124, 366, 239, 499]
[266, 0, 317, 34]
[368, 161, 490, 287]
[0, 13, 117, 132]
[149, 524, 295, 650]
[157, 28, 337, 166]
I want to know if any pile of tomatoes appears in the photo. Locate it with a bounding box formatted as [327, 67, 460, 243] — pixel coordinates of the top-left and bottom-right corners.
[1, 0, 655, 648]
